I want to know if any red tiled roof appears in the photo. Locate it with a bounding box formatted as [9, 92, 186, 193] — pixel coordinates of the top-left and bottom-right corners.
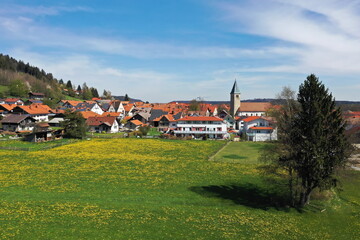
[153, 114, 175, 122]
[177, 116, 223, 122]
[130, 119, 143, 126]
[86, 116, 117, 126]
[250, 126, 273, 130]
[0, 104, 17, 111]
[102, 112, 122, 117]
[238, 102, 272, 112]
[15, 104, 52, 114]
[242, 116, 261, 122]
[80, 111, 100, 119]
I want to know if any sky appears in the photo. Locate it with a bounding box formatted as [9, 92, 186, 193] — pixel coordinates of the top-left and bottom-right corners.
[0, 0, 359, 102]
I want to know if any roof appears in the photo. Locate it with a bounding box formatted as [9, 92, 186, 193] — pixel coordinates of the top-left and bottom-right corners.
[86, 116, 117, 126]
[149, 109, 169, 121]
[124, 104, 134, 112]
[5, 98, 22, 102]
[79, 111, 101, 119]
[130, 119, 143, 126]
[230, 80, 240, 94]
[102, 112, 122, 117]
[177, 116, 223, 122]
[0, 114, 35, 123]
[153, 114, 175, 122]
[250, 126, 273, 130]
[29, 92, 45, 96]
[13, 104, 52, 115]
[238, 102, 272, 112]
[0, 104, 17, 111]
[242, 116, 262, 122]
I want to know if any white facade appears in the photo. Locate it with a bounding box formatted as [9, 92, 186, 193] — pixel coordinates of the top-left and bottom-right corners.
[174, 117, 227, 139]
[241, 117, 277, 141]
[238, 111, 265, 117]
[89, 120, 119, 133]
[32, 114, 49, 122]
[90, 103, 104, 115]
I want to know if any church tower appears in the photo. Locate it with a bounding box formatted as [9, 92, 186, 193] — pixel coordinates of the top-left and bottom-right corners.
[230, 80, 241, 117]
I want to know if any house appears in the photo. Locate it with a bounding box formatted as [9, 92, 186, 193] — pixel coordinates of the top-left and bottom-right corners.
[24, 123, 63, 142]
[48, 117, 64, 127]
[11, 104, 52, 122]
[25, 99, 43, 105]
[174, 116, 228, 139]
[28, 92, 45, 100]
[241, 116, 277, 141]
[124, 119, 144, 130]
[4, 98, 24, 105]
[0, 114, 36, 132]
[86, 116, 119, 133]
[74, 102, 104, 115]
[130, 111, 151, 124]
[237, 102, 272, 117]
[0, 104, 17, 116]
[153, 115, 176, 132]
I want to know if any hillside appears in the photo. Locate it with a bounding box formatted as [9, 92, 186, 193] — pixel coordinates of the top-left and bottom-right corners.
[0, 53, 101, 103]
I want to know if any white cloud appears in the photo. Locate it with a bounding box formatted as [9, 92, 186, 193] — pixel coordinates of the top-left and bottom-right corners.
[215, 0, 360, 75]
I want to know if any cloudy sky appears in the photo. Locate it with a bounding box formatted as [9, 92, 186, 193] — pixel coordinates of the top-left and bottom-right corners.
[1, 0, 359, 102]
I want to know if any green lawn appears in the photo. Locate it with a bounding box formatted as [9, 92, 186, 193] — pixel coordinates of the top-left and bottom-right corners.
[0, 138, 78, 151]
[0, 139, 359, 239]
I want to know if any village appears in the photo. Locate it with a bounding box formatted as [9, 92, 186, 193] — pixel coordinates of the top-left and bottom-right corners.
[0, 81, 284, 142]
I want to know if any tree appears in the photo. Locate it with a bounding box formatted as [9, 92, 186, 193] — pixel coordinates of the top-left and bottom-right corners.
[77, 85, 82, 92]
[61, 110, 87, 139]
[66, 80, 73, 90]
[189, 97, 203, 111]
[90, 87, 99, 98]
[274, 74, 350, 207]
[124, 94, 129, 101]
[102, 89, 112, 99]
[81, 83, 93, 100]
[9, 79, 28, 97]
[139, 125, 151, 136]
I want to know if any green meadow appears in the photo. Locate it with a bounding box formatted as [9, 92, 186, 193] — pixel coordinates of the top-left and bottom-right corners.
[0, 139, 359, 239]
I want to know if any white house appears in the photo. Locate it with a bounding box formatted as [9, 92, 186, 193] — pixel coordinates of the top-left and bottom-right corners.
[241, 116, 277, 141]
[86, 116, 119, 133]
[174, 116, 228, 139]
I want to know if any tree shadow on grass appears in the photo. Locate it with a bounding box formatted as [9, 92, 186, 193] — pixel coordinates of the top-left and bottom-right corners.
[189, 183, 292, 212]
[222, 154, 247, 160]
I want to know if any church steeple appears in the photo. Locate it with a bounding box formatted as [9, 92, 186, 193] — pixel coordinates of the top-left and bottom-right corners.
[230, 80, 241, 117]
[230, 80, 240, 94]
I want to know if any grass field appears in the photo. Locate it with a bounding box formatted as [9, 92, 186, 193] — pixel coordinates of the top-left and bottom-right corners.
[0, 139, 359, 239]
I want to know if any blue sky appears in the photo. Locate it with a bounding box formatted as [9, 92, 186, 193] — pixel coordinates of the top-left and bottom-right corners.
[1, 0, 359, 102]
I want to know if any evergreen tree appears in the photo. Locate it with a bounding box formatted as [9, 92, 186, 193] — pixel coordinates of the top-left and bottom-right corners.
[82, 83, 93, 100]
[124, 94, 129, 101]
[77, 85, 82, 92]
[91, 87, 99, 98]
[280, 74, 349, 207]
[61, 110, 87, 139]
[66, 80, 73, 90]
[59, 79, 64, 85]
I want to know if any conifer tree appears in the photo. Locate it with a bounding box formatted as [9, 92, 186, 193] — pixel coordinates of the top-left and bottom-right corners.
[61, 110, 87, 139]
[285, 74, 349, 207]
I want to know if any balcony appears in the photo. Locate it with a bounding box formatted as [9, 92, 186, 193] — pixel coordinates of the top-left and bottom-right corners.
[174, 130, 227, 134]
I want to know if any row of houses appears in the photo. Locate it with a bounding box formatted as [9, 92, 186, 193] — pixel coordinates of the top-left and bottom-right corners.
[0, 82, 279, 141]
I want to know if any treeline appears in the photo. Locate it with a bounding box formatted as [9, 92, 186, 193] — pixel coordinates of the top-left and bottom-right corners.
[0, 54, 57, 85]
[0, 53, 109, 104]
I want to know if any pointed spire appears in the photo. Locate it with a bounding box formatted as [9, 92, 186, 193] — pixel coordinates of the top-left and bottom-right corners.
[230, 80, 240, 94]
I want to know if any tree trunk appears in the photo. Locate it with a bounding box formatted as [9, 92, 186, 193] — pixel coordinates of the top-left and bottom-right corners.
[299, 187, 312, 207]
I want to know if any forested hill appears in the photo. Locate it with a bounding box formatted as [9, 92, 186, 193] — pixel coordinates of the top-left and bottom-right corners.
[0, 53, 103, 104]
